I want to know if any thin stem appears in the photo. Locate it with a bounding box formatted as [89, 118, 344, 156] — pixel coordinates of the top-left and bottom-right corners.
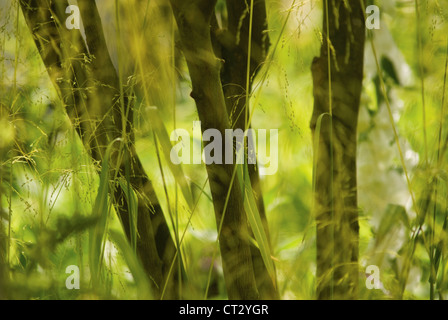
[415, 0, 429, 168]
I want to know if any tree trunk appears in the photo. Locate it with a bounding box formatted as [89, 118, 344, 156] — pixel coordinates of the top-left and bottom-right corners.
[170, 0, 261, 299]
[0, 104, 10, 300]
[20, 0, 179, 299]
[212, 0, 278, 299]
[310, 0, 365, 300]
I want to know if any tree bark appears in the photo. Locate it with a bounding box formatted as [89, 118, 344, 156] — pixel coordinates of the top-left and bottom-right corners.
[310, 0, 365, 300]
[20, 0, 179, 299]
[170, 0, 261, 299]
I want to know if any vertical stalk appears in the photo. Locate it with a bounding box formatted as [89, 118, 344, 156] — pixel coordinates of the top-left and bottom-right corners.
[311, 0, 365, 299]
[170, 0, 259, 299]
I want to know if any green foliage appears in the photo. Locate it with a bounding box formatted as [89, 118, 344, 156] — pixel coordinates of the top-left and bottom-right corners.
[1, 0, 448, 300]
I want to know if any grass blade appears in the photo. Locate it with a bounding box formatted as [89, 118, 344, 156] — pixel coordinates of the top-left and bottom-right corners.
[108, 229, 153, 299]
[89, 140, 119, 287]
[144, 106, 194, 210]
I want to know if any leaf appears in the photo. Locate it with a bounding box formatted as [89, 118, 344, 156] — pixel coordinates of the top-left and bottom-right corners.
[237, 163, 276, 288]
[144, 106, 194, 210]
[89, 139, 119, 286]
[109, 230, 153, 299]
[375, 204, 409, 246]
[311, 113, 332, 215]
[381, 56, 400, 85]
